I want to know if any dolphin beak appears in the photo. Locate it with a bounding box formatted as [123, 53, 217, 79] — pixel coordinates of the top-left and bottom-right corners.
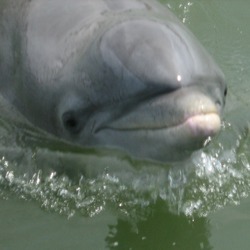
[184, 113, 221, 138]
[101, 87, 222, 140]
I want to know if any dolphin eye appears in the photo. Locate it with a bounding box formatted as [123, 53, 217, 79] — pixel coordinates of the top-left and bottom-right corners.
[62, 111, 81, 134]
[224, 86, 227, 97]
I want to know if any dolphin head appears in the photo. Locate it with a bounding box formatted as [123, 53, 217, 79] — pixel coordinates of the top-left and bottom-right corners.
[58, 19, 227, 162]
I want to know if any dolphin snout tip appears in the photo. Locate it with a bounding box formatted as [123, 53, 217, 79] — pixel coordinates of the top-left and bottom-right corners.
[186, 113, 221, 139]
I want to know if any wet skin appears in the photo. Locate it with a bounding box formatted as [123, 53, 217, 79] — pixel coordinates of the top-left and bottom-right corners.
[0, 0, 227, 162]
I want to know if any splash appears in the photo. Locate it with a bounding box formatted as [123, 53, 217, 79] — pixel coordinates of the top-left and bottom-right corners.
[164, 0, 194, 24]
[1, 118, 250, 220]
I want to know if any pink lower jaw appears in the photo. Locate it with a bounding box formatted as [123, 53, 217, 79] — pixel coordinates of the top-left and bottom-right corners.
[185, 113, 221, 138]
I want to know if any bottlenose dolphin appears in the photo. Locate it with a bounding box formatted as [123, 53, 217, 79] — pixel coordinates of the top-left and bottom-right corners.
[0, 0, 227, 162]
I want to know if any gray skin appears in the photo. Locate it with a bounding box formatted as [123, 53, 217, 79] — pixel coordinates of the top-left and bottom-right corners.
[0, 0, 227, 162]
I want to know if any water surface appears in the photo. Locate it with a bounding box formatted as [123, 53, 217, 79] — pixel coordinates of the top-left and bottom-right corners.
[1, 0, 250, 249]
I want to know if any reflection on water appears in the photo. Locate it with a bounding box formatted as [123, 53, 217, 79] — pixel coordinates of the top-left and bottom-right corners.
[0, 197, 211, 250]
[106, 202, 212, 250]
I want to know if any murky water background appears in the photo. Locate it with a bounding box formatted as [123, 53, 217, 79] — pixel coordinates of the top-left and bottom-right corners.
[1, 0, 250, 249]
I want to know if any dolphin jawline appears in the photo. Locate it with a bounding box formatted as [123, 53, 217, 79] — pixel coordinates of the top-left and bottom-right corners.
[93, 85, 222, 141]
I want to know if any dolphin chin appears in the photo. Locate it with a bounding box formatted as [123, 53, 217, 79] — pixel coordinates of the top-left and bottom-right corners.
[0, 0, 227, 163]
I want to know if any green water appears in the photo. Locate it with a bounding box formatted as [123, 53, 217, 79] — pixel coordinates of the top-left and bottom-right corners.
[1, 0, 250, 249]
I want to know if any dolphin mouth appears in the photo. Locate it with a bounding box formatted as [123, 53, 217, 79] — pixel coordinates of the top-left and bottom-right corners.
[107, 112, 220, 136]
[85, 87, 223, 162]
[96, 87, 222, 141]
[103, 112, 221, 143]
